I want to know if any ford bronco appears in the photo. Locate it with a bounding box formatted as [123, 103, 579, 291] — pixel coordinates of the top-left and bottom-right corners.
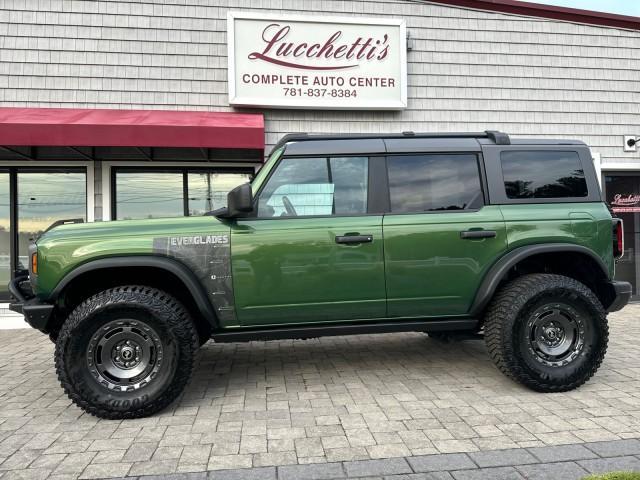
[9, 131, 631, 419]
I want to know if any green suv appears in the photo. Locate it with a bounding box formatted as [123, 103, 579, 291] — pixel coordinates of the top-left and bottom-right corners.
[9, 131, 631, 419]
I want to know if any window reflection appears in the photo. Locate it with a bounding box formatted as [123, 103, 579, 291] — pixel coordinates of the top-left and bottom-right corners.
[501, 151, 587, 199]
[188, 172, 252, 216]
[256, 157, 368, 217]
[0, 173, 10, 295]
[17, 172, 87, 271]
[115, 170, 254, 220]
[115, 172, 184, 220]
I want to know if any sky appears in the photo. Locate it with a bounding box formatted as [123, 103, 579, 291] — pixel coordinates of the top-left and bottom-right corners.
[533, 0, 640, 17]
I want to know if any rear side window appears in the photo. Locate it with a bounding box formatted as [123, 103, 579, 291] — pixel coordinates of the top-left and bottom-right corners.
[387, 154, 483, 213]
[501, 150, 588, 199]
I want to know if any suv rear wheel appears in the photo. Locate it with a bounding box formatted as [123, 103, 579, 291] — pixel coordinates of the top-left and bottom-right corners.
[484, 273, 608, 392]
[55, 285, 198, 419]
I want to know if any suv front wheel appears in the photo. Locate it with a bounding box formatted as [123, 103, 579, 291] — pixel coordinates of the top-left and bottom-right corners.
[55, 285, 199, 419]
[484, 273, 608, 392]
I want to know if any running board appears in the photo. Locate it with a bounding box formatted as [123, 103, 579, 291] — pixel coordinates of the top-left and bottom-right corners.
[211, 318, 478, 343]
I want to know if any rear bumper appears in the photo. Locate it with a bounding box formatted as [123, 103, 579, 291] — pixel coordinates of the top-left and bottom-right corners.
[8, 276, 54, 333]
[606, 280, 632, 313]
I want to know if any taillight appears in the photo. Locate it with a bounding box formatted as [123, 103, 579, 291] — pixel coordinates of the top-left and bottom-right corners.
[613, 219, 624, 259]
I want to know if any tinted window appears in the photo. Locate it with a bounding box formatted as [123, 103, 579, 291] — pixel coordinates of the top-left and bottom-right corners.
[501, 151, 588, 199]
[387, 154, 482, 213]
[257, 157, 368, 217]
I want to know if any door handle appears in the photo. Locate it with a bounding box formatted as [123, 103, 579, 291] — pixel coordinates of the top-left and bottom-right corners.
[460, 230, 496, 239]
[335, 234, 373, 244]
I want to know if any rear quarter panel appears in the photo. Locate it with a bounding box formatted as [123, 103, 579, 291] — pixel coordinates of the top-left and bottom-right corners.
[499, 203, 614, 278]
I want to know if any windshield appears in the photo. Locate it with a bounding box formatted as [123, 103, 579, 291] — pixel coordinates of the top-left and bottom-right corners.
[251, 147, 285, 194]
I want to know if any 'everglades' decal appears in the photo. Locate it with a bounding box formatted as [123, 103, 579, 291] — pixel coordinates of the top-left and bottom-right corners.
[153, 234, 235, 323]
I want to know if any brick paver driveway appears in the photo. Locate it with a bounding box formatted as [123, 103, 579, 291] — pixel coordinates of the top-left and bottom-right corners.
[0, 305, 639, 479]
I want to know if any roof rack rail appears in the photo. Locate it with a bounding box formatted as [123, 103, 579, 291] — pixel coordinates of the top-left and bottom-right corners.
[485, 130, 511, 145]
[269, 130, 511, 154]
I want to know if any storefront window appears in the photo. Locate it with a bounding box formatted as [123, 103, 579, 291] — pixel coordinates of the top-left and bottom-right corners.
[605, 173, 640, 301]
[0, 168, 87, 300]
[115, 171, 184, 220]
[113, 168, 254, 220]
[188, 172, 251, 216]
[0, 173, 10, 297]
[17, 172, 86, 270]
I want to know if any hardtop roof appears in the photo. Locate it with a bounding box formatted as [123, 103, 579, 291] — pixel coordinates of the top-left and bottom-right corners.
[273, 131, 586, 156]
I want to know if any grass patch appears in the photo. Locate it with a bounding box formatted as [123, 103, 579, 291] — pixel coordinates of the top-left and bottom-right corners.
[583, 473, 640, 480]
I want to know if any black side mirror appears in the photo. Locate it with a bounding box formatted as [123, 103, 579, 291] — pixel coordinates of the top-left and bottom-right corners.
[215, 183, 253, 219]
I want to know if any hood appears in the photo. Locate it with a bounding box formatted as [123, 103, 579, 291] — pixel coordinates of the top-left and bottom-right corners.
[37, 216, 229, 243]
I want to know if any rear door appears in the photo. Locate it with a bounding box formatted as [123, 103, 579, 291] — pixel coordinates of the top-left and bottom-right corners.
[383, 149, 508, 317]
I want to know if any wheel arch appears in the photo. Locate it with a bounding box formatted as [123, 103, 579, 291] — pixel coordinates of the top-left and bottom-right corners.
[470, 244, 612, 317]
[48, 256, 219, 333]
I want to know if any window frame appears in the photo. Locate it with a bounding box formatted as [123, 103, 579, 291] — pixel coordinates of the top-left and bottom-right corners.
[482, 145, 602, 205]
[110, 166, 255, 220]
[250, 154, 385, 220]
[384, 152, 488, 216]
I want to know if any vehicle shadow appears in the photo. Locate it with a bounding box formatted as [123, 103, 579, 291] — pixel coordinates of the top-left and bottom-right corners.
[183, 332, 521, 407]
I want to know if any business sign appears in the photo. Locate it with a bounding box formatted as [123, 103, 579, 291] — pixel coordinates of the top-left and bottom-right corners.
[227, 12, 407, 110]
[611, 193, 640, 213]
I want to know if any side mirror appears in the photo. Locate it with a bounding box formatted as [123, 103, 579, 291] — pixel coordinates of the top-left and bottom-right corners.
[216, 183, 253, 219]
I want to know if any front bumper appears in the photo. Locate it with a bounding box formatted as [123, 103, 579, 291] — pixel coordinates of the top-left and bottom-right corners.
[606, 280, 632, 313]
[8, 276, 54, 333]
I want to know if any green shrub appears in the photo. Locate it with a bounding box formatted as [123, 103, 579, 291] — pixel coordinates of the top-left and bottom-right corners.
[582, 473, 640, 480]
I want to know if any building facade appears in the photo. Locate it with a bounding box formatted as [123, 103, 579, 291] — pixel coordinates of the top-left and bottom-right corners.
[0, 0, 639, 303]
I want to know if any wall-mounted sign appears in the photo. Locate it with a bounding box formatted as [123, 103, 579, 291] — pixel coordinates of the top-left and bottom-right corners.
[227, 12, 407, 110]
[611, 193, 640, 213]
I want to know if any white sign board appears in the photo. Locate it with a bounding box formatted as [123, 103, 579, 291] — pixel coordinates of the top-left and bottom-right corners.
[227, 12, 407, 110]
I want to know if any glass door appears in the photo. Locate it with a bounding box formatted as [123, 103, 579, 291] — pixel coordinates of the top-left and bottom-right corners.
[0, 168, 87, 300]
[17, 171, 87, 271]
[604, 173, 640, 301]
[0, 172, 10, 298]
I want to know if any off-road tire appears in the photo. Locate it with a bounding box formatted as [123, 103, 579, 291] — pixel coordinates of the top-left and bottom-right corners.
[484, 273, 608, 392]
[55, 285, 198, 419]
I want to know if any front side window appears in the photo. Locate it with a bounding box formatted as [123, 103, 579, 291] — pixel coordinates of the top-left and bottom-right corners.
[387, 154, 483, 213]
[257, 157, 368, 217]
[501, 150, 588, 199]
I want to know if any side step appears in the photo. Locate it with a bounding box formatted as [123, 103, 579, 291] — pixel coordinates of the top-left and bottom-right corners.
[211, 318, 478, 343]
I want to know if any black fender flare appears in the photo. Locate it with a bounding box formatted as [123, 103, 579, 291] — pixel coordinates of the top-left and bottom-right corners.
[469, 243, 610, 317]
[48, 256, 219, 328]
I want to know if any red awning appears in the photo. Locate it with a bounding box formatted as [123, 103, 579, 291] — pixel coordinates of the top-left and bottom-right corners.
[0, 107, 264, 150]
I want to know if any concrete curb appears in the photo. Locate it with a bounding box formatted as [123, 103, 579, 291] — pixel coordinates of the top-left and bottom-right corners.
[103, 439, 640, 480]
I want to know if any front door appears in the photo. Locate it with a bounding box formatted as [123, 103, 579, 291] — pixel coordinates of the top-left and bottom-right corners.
[383, 153, 508, 317]
[231, 155, 386, 326]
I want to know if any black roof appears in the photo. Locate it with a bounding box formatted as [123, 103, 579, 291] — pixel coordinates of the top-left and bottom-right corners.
[270, 131, 585, 157]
